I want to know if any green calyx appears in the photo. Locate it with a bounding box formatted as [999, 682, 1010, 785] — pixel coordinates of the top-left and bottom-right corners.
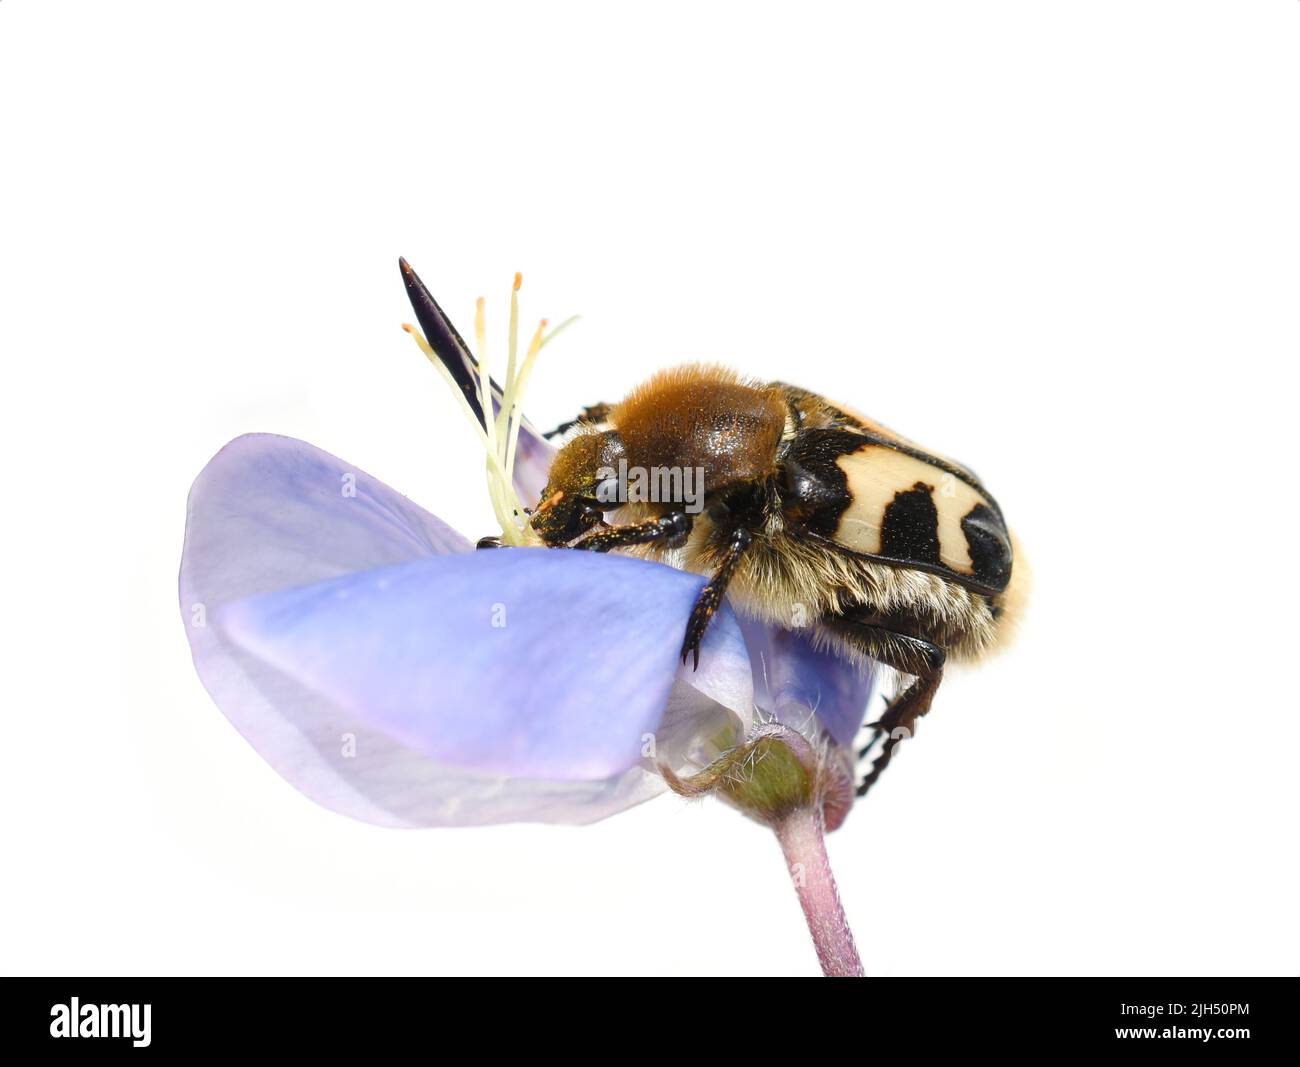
[661, 727, 819, 826]
[718, 735, 815, 822]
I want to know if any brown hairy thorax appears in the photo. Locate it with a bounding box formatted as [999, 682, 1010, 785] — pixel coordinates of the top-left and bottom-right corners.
[610, 364, 787, 491]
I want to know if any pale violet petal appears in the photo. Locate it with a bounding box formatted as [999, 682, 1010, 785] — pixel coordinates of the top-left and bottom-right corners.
[181, 433, 468, 612]
[218, 548, 743, 781]
[182, 435, 752, 825]
[739, 617, 877, 747]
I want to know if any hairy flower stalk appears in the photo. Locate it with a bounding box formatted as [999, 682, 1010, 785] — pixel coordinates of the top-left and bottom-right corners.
[775, 805, 863, 977]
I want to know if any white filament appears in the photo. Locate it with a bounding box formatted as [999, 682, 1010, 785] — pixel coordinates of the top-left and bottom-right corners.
[403, 276, 577, 547]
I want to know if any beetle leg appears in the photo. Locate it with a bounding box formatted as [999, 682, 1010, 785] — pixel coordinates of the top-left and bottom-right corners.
[824, 617, 946, 797]
[572, 510, 692, 553]
[854, 690, 895, 761]
[680, 526, 752, 670]
[543, 402, 614, 440]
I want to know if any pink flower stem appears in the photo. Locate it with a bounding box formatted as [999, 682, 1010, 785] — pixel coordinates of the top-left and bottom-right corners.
[774, 807, 864, 977]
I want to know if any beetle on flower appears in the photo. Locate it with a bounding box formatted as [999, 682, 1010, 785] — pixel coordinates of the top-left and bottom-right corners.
[180, 259, 1017, 976]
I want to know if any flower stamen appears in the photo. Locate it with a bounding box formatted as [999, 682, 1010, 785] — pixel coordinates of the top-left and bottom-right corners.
[402, 273, 576, 548]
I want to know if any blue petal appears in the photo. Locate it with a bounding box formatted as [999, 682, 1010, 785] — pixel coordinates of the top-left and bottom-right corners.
[181, 433, 469, 608]
[181, 434, 752, 826]
[219, 548, 743, 781]
[739, 617, 877, 747]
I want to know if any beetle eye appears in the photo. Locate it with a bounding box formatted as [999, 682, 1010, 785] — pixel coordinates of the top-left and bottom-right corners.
[577, 499, 608, 528]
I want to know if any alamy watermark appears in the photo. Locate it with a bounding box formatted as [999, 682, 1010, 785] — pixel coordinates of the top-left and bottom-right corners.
[595, 459, 706, 513]
[50, 998, 151, 1047]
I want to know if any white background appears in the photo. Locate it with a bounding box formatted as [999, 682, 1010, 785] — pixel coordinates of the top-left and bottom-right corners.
[2, 1, 1297, 977]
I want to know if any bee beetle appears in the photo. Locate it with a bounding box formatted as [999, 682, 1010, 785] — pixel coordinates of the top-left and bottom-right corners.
[402, 261, 1025, 796]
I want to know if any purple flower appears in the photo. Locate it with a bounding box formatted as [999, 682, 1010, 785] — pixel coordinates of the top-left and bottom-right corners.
[179, 265, 880, 975]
